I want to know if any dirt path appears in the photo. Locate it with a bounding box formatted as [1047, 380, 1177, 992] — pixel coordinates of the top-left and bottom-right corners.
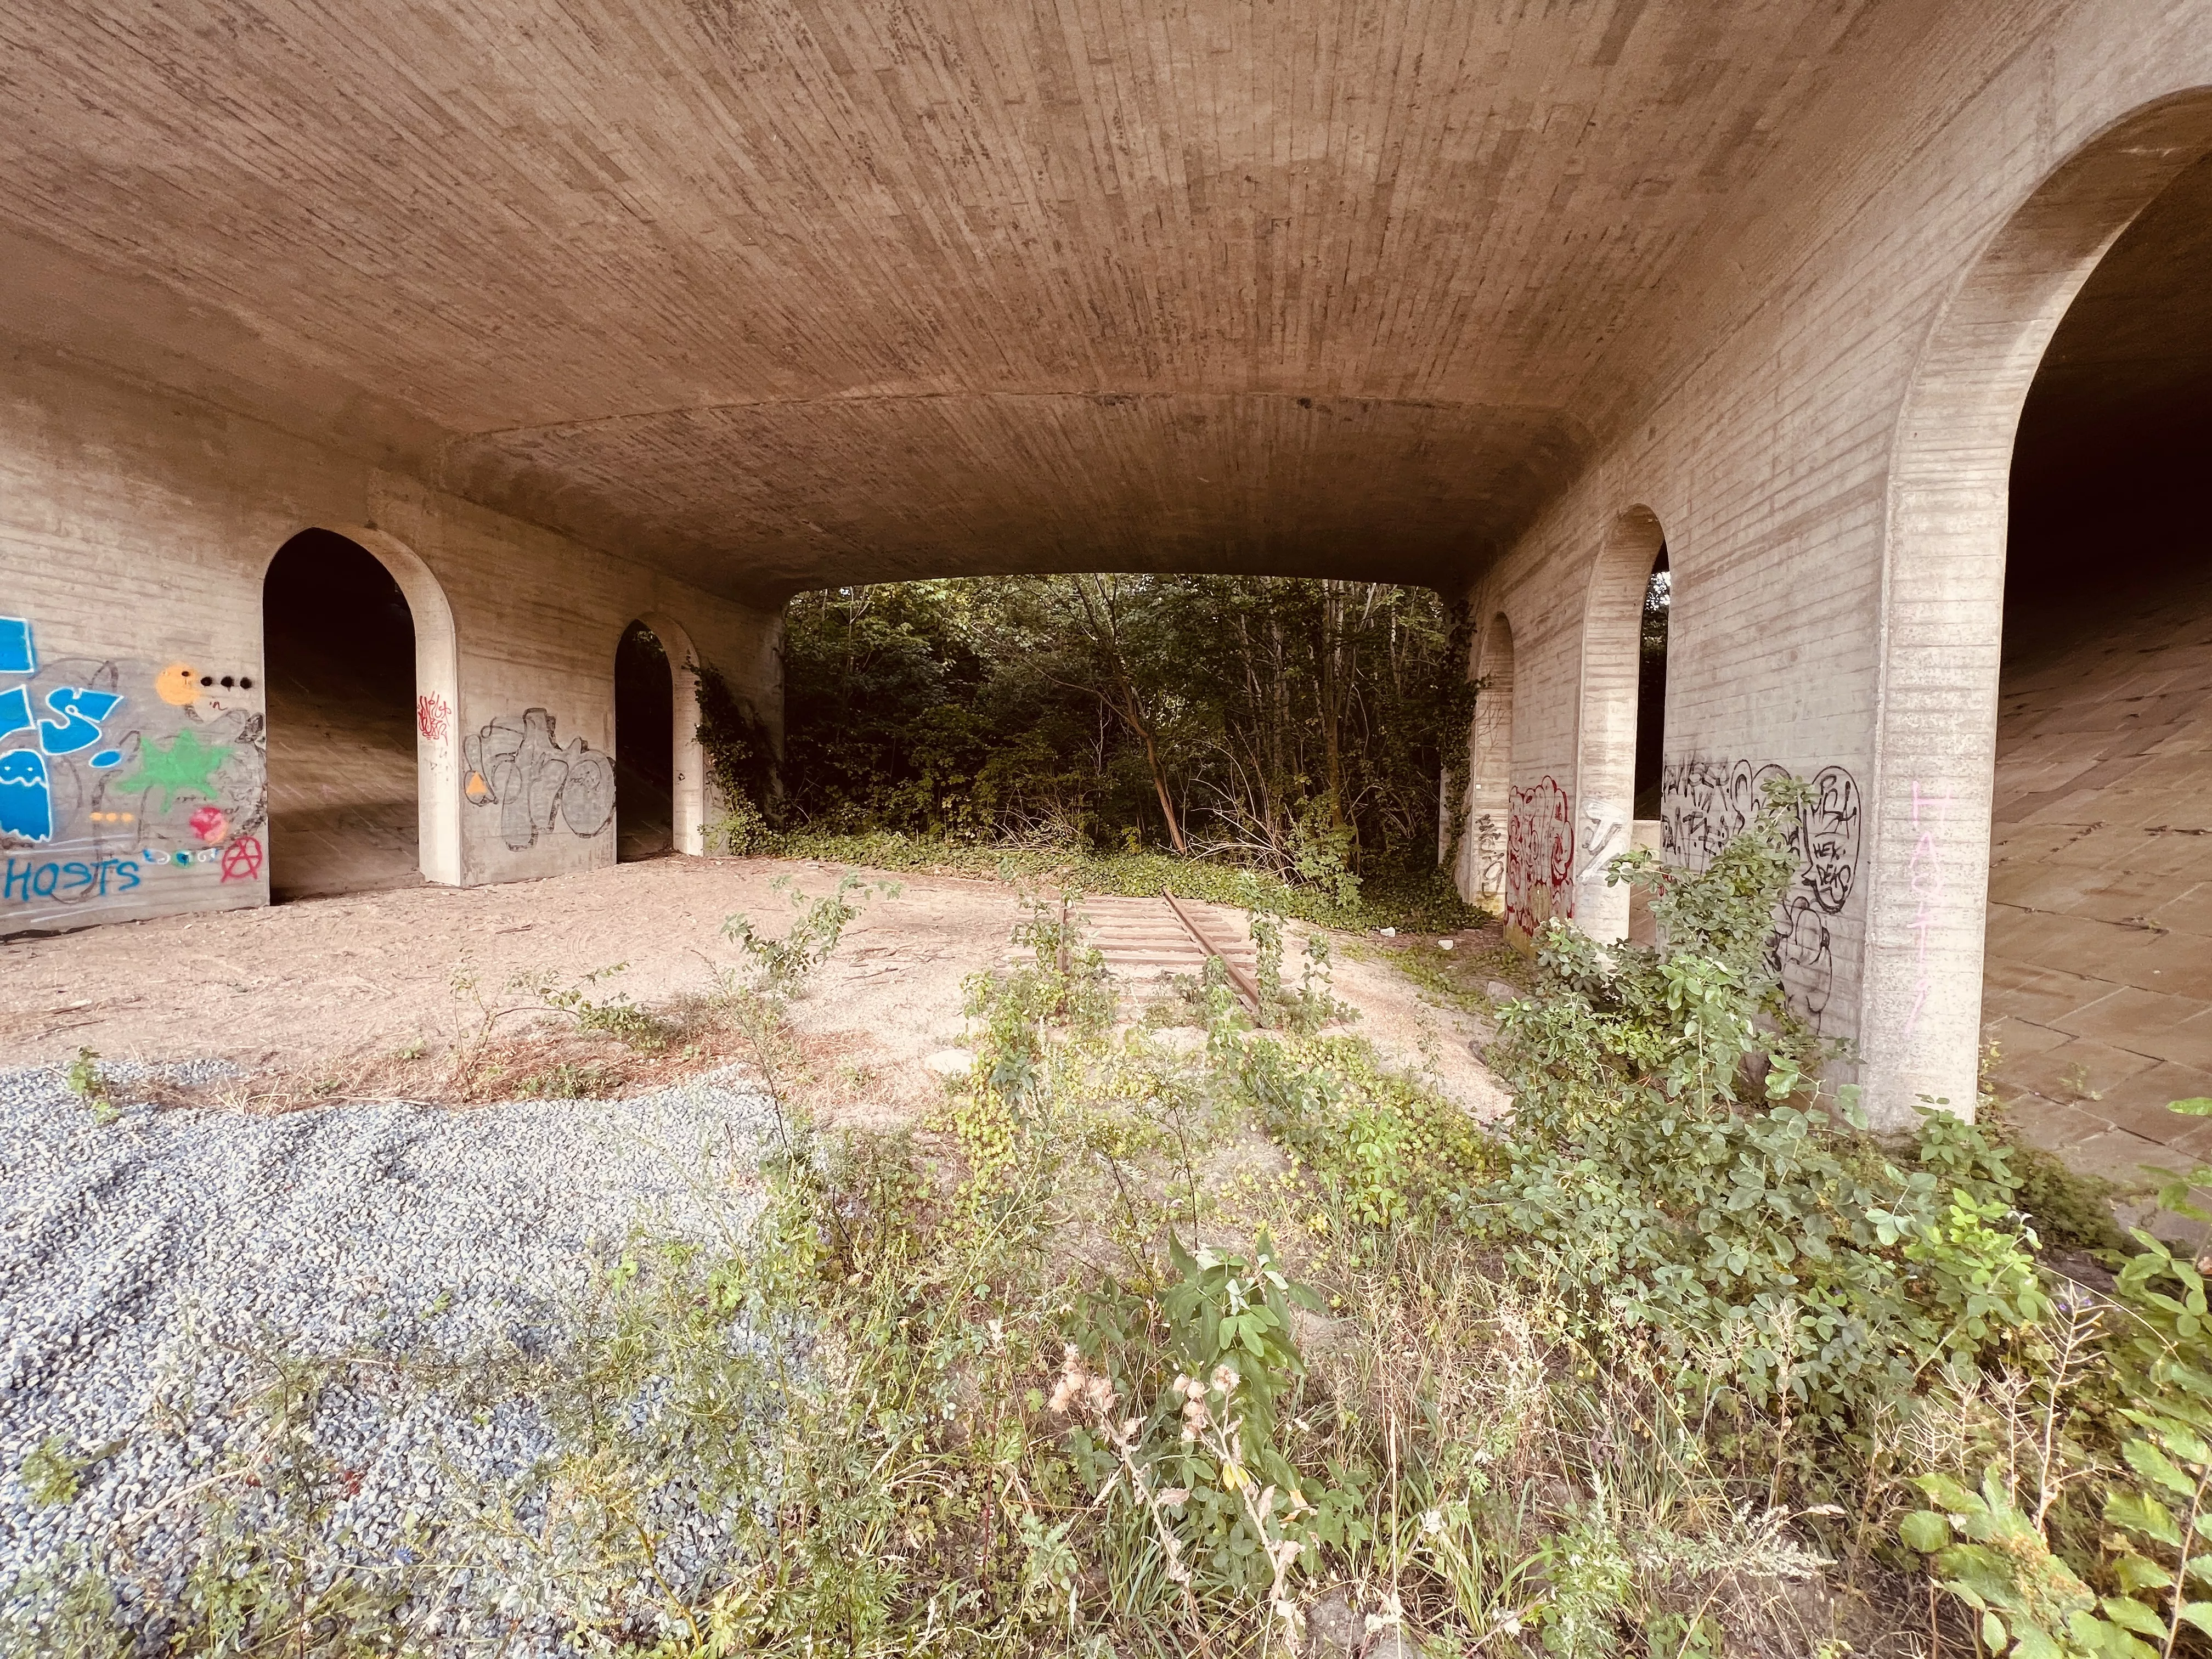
[0, 856, 1511, 1122]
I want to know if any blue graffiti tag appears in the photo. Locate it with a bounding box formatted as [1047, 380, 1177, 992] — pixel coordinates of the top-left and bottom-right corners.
[3, 855, 141, 904]
[1, 615, 129, 848]
[38, 686, 126, 755]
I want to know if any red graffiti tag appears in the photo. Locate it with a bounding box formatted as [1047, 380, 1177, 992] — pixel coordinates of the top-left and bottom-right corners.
[1504, 776, 1575, 939]
[416, 692, 452, 741]
[219, 834, 265, 883]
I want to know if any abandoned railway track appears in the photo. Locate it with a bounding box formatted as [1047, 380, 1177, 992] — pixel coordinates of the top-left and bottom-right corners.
[1022, 891, 1263, 1013]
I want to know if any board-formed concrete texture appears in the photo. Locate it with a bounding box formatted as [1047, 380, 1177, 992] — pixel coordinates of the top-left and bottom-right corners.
[1, 1, 2209, 1128]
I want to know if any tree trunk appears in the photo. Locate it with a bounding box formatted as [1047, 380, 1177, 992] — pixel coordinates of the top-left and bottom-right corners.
[1137, 721, 1188, 854]
[1319, 584, 1348, 830]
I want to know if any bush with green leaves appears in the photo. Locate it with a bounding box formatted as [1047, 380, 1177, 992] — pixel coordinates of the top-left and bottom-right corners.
[721, 873, 898, 995]
[1893, 1123, 2212, 1658]
[63, 1047, 118, 1126]
[1238, 1034, 1493, 1234]
[533, 961, 677, 1051]
[1475, 785, 2052, 1443]
[1065, 1235, 1367, 1611]
[1246, 910, 1351, 1035]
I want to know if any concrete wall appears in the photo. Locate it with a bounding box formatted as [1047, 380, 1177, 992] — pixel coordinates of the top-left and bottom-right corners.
[1455, 3, 2212, 1125]
[0, 344, 780, 935]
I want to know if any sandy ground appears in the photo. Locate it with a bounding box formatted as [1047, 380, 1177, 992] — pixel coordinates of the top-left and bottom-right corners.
[0, 855, 1510, 1122]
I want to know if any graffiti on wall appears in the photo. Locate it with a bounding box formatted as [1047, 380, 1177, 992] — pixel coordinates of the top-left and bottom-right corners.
[1901, 778, 1951, 1044]
[415, 692, 451, 742]
[1504, 776, 1575, 938]
[1469, 809, 1506, 904]
[2, 616, 268, 920]
[1658, 757, 1863, 1028]
[461, 708, 615, 851]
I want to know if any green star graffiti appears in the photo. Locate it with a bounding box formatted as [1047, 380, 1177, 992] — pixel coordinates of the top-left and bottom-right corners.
[116, 729, 233, 812]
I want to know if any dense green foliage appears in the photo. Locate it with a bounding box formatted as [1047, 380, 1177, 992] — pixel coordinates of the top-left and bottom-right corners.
[1477, 784, 2056, 1438]
[774, 575, 1474, 891]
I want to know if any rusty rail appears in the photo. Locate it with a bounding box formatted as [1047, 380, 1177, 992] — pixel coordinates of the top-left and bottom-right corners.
[1159, 887, 1262, 1013]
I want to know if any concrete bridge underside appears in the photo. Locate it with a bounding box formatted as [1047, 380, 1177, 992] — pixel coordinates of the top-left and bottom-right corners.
[0, 0, 2208, 1130]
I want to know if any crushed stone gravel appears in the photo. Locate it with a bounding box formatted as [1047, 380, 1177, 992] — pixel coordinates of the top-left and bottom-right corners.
[0, 1059, 779, 1651]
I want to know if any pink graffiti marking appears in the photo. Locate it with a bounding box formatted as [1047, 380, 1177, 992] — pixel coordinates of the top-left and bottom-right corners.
[416, 692, 452, 742]
[1901, 780, 1952, 1043]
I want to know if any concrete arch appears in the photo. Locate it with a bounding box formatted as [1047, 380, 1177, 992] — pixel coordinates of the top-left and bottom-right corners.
[1864, 89, 2212, 1125]
[1574, 506, 1668, 944]
[629, 611, 708, 856]
[1460, 610, 1516, 913]
[261, 524, 464, 886]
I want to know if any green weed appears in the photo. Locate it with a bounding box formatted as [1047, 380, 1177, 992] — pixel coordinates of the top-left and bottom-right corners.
[63, 1047, 119, 1127]
[722, 872, 900, 995]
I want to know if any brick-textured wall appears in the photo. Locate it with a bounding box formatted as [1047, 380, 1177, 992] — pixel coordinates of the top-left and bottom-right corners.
[1982, 558, 2212, 1169]
[0, 345, 779, 935]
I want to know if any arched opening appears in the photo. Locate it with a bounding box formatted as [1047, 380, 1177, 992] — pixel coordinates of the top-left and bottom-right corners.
[1460, 612, 1515, 914]
[1633, 550, 1671, 817]
[1629, 547, 1671, 945]
[263, 530, 423, 900]
[1867, 89, 2212, 1128]
[1575, 506, 1668, 943]
[615, 620, 675, 861]
[1979, 146, 2212, 1156]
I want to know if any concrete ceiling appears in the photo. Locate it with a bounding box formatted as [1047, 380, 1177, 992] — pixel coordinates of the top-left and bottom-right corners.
[0, 0, 1943, 600]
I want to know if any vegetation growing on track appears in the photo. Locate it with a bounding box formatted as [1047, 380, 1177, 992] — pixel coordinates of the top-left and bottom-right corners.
[13, 808, 2201, 1657]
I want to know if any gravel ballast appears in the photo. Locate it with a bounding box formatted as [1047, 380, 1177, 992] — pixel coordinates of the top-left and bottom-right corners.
[0, 1061, 781, 1650]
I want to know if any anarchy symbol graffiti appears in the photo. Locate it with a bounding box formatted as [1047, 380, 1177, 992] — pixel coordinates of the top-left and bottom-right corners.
[219, 834, 265, 884]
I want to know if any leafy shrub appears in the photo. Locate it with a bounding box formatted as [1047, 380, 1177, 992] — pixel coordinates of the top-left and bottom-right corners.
[2007, 1136, 2132, 1256]
[1476, 787, 2051, 1440]
[534, 962, 678, 1051]
[1248, 911, 1351, 1034]
[1063, 1235, 1364, 1613]
[722, 873, 896, 995]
